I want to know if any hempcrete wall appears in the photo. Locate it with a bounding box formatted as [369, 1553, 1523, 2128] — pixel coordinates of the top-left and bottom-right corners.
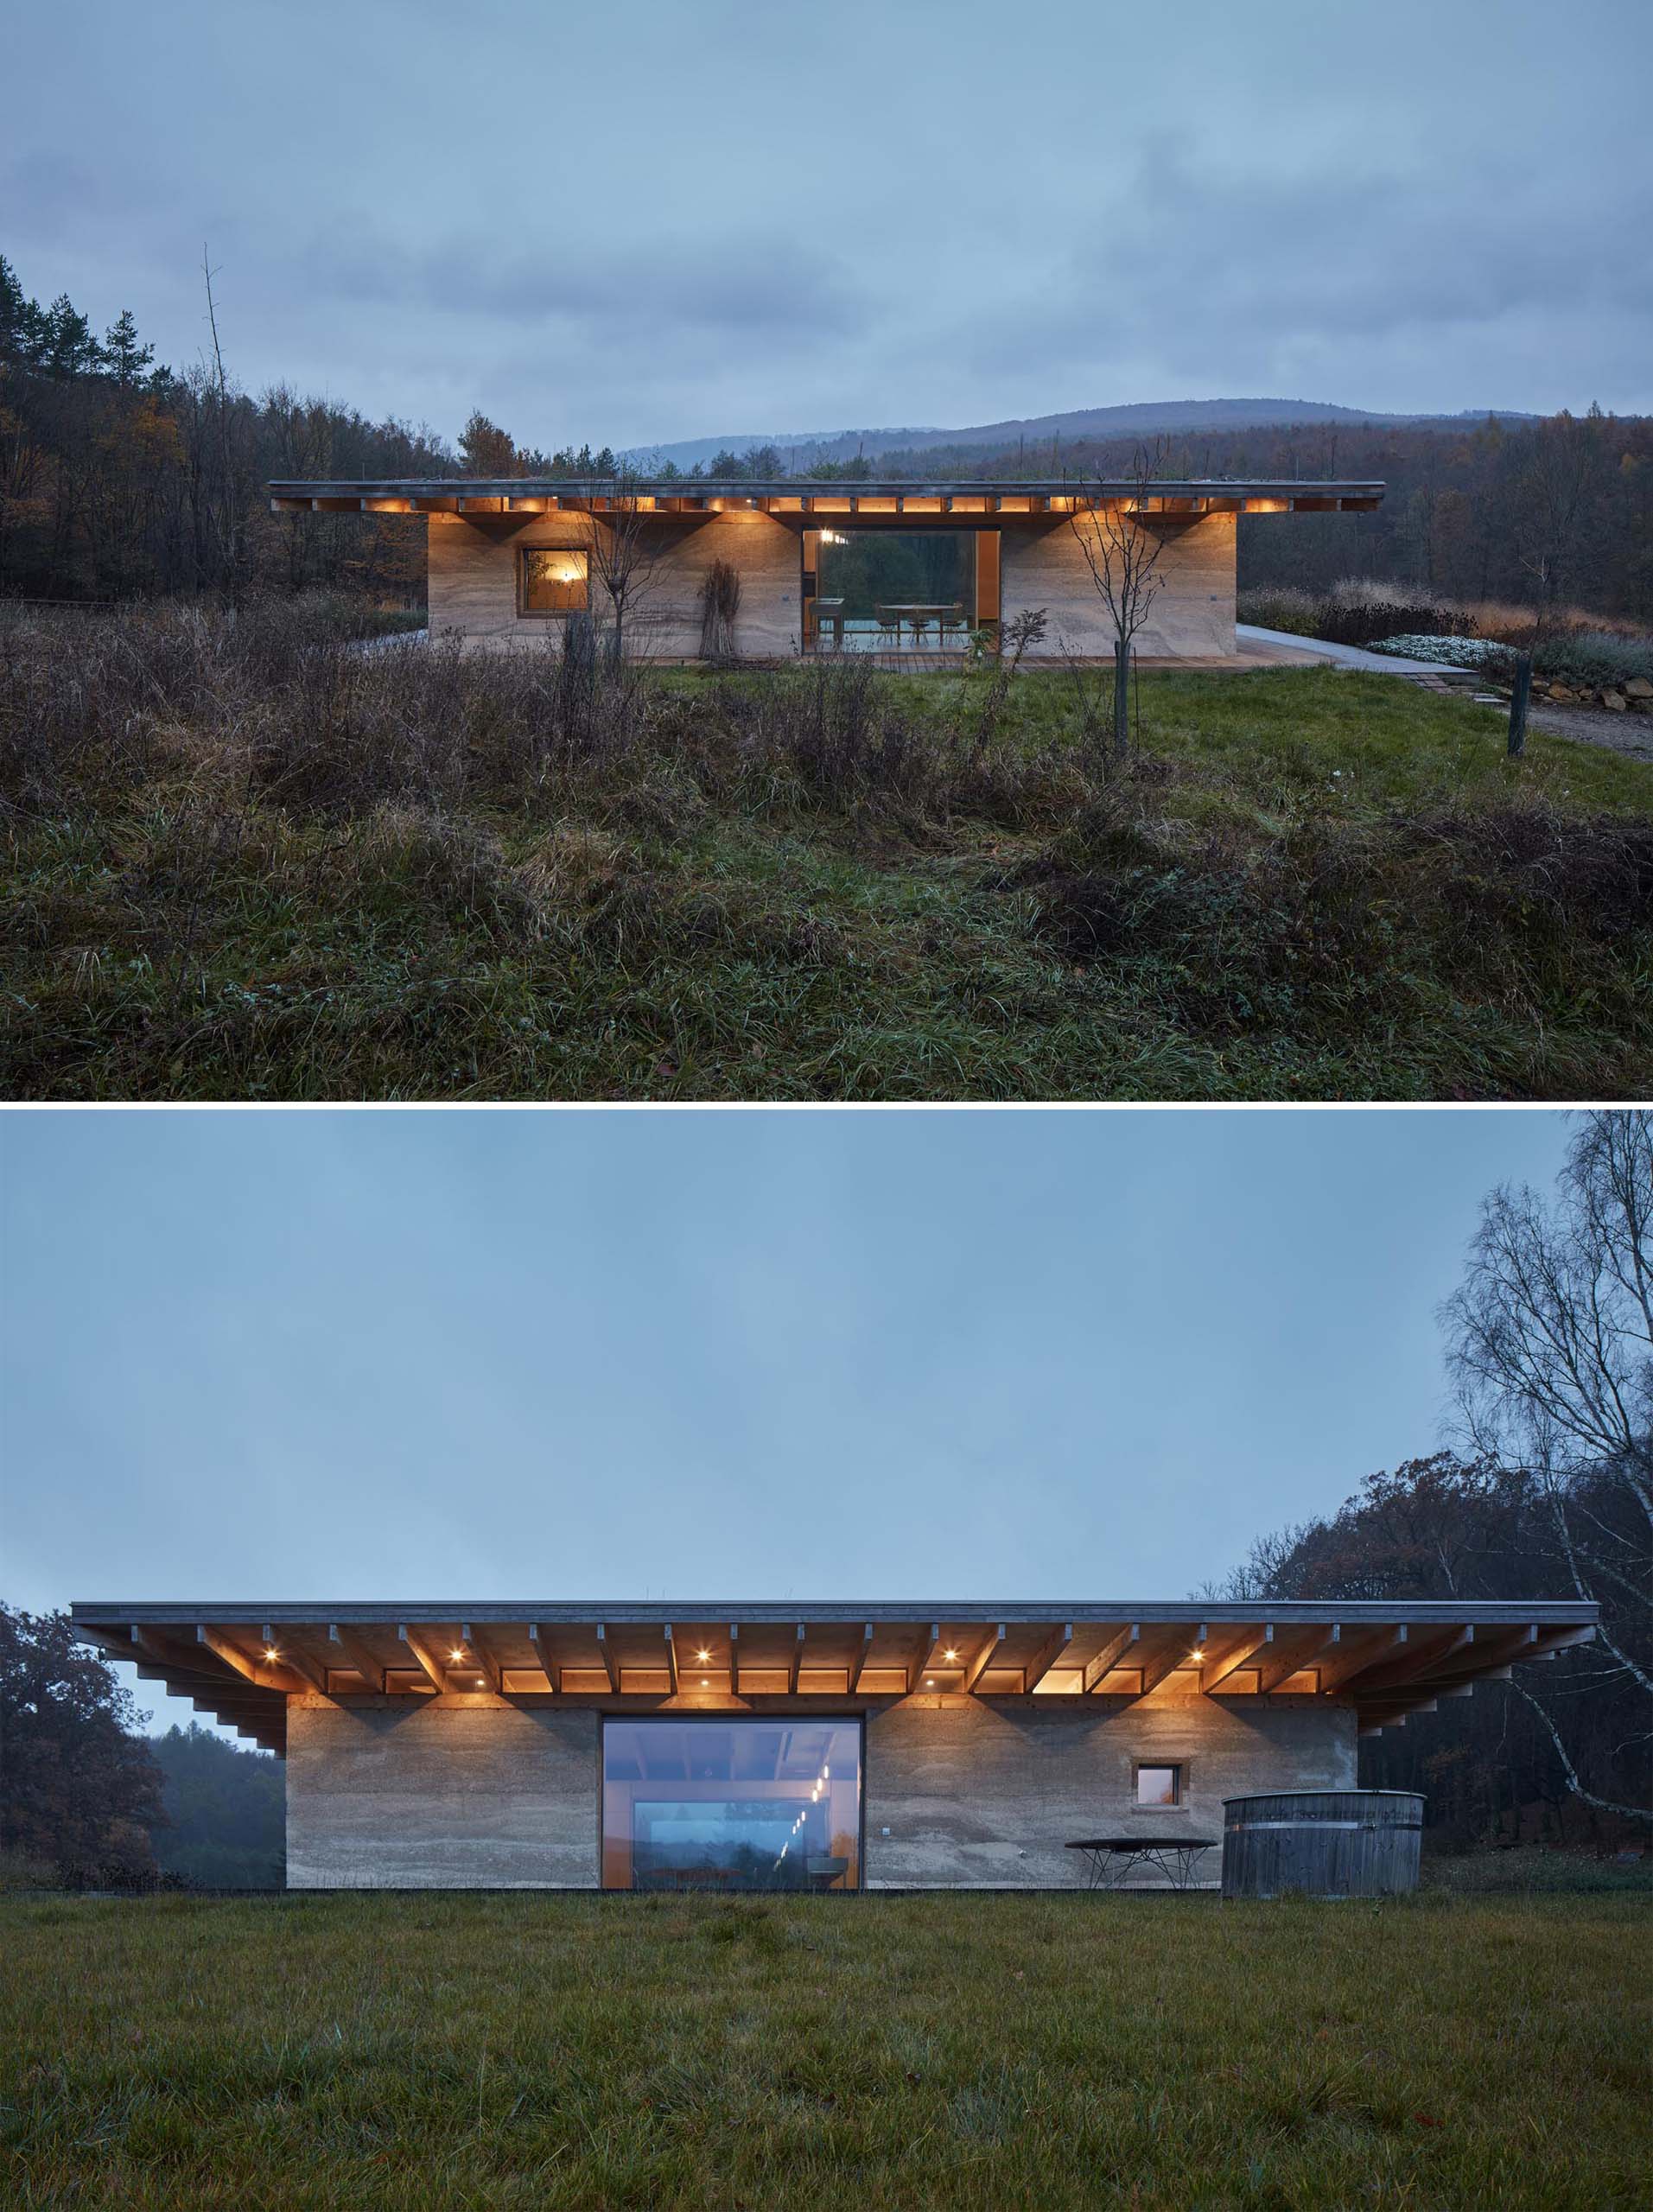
[427, 507, 1238, 659]
[287, 1684, 1355, 1891]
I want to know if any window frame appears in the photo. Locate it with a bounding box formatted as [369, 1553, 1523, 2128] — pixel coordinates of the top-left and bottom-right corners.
[1130, 1758, 1185, 1811]
[518, 544, 591, 619]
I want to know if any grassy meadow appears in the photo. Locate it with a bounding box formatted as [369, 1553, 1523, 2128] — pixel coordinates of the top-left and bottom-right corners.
[3, 602, 1651, 1101]
[2, 1885, 1649, 2209]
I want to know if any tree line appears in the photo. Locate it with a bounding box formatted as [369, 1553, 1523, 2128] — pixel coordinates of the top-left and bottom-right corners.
[879, 410, 1653, 621]
[11, 248, 1645, 623]
[1, 253, 444, 603]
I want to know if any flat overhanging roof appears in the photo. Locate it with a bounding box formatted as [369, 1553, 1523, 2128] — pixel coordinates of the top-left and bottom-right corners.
[267, 475, 1384, 518]
[73, 1597, 1594, 1757]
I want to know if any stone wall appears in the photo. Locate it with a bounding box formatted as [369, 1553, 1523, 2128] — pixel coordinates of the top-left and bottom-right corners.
[862, 1686, 1356, 1889]
[285, 1684, 1353, 1891]
[427, 508, 1239, 660]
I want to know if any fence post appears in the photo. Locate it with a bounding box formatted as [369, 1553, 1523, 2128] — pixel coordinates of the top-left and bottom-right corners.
[1508, 651, 1532, 758]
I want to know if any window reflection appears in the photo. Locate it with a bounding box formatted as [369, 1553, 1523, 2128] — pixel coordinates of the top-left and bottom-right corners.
[522, 548, 589, 613]
[601, 1719, 861, 1891]
[1135, 1763, 1181, 1807]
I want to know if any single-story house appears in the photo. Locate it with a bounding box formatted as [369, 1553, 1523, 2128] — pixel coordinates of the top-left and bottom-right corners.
[266, 476, 1385, 661]
[73, 1598, 1592, 1890]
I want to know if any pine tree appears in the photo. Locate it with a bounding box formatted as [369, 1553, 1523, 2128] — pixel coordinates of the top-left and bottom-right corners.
[0, 254, 49, 368]
[458, 410, 518, 475]
[41, 294, 105, 378]
[103, 308, 154, 385]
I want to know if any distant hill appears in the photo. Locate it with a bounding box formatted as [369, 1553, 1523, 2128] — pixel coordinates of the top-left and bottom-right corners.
[625, 398, 1538, 474]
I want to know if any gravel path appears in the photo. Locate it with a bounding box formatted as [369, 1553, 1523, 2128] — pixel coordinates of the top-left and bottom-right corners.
[1524, 700, 1653, 765]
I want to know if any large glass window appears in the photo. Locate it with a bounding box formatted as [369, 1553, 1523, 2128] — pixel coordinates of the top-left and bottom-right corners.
[521, 548, 589, 614]
[809, 530, 978, 652]
[601, 1719, 861, 1891]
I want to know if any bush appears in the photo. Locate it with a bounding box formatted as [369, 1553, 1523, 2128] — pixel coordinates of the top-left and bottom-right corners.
[1535, 630, 1653, 691]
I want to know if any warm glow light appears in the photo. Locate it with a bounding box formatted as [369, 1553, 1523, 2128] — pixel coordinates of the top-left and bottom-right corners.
[925, 1677, 935, 1687]
[700, 1677, 709, 1688]
[1191, 1647, 1204, 1662]
[944, 1648, 958, 1661]
[696, 1649, 710, 1662]
[264, 1647, 279, 1662]
[450, 1649, 465, 1663]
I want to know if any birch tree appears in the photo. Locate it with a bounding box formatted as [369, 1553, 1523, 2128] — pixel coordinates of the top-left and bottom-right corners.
[1442, 1109, 1653, 1824]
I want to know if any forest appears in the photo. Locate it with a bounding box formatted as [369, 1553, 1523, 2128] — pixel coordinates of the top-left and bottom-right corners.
[4, 251, 1649, 621]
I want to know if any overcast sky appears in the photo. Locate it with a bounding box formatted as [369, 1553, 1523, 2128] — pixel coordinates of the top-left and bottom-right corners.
[2, 1107, 1576, 1735]
[7, 1, 1649, 452]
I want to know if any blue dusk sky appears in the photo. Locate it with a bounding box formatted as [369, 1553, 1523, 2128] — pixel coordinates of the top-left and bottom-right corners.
[1, 1107, 1577, 1736]
[4, 0, 1650, 449]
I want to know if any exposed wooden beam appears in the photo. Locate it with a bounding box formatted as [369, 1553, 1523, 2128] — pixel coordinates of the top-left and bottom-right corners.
[529, 1624, 559, 1692]
[258, 1623, 329, 1694]
[1316, 1626, 1406, 1695]
[962, 1624, 1006, 1694]
[1131, 1625, 1197, 1700]
[1022, 1621, 1075, 1694]
[461, 1623, 503, 1694]
[664, 1624, 680, 1696]
[327, 1624, 387, 1694]
[1255, 1624, 1341, 1694]
[595, 1623, 620, 1694]
[1200, 1625, 1272, 1693]
[852, 1621, 874, 1693]
[1348, 1626, 1473, 1699]
[1084, 1624, 1141, 1694]
[399, 1626, 451, 1694]
[194, 1625, 306, 1696]
[788, 1622, 806, 1694]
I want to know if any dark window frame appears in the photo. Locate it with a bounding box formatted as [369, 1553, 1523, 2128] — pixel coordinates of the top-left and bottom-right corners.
[518, 544, 591, 618]
[1130, 1758, 1185, 1810]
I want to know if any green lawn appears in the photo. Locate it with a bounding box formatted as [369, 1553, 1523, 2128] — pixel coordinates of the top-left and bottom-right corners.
[2, 1891, 1648, 2209]
[5, 611, 1652, 1099]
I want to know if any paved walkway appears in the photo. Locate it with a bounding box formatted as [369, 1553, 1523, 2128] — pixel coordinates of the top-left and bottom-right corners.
[1235, 624, 1475, 680]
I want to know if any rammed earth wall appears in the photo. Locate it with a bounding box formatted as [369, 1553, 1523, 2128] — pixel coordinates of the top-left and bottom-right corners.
[425, 508, 1238, 659]
[285, 1683, 1354, 1890]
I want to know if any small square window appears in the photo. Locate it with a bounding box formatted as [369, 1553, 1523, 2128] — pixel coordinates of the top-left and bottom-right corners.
[1134, 1763, 1181, 1808]
[522, 548, 589, 614]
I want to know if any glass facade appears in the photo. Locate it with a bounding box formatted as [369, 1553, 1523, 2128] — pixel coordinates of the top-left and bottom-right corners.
[601, 1718, 861, 1891]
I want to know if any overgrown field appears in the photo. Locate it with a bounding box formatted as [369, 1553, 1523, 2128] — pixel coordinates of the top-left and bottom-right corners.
[1, 1891, 1648, 2209]
[3, 603, 1651, 1100]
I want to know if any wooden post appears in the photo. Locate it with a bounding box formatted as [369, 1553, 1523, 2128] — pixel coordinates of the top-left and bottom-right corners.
[1508, 651, 1532, 757]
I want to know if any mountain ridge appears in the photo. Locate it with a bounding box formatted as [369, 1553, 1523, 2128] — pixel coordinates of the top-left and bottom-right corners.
[624, 397, 1537, 473]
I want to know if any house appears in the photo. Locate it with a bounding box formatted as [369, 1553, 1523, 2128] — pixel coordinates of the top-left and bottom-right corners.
[73, 1597, 1593, 1890]
[266, 476, 1385, 661]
